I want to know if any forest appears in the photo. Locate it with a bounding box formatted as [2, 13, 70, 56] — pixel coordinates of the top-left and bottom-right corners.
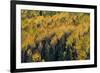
[21, 10, 90, 62]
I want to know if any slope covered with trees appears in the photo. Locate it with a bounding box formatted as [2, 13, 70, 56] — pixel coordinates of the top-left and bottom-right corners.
[21, 10, 90, 62]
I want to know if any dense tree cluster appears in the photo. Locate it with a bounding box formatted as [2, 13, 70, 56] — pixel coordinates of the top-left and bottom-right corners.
[21, 10, 90, 62]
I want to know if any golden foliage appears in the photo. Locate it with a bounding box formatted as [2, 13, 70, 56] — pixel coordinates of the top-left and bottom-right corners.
[21, 10, 90, 61]
[32, 50, 41, 62]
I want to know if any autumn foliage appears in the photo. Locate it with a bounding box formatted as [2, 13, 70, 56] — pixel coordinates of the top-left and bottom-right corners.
[21, 10, 90, 62]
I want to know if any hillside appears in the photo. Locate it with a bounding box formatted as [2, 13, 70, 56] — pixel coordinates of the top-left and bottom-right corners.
[21, 10, 90, 62]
